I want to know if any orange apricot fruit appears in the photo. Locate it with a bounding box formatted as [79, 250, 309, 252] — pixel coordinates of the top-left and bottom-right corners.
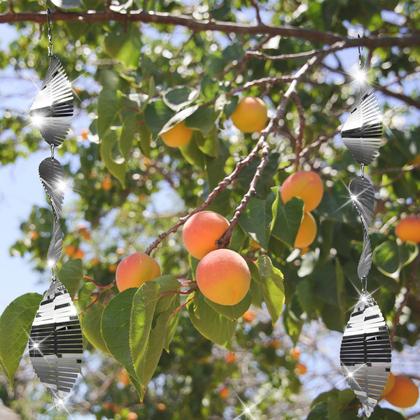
[160, 122, 192, 148]
[281, 171, 324, 212]
[219, 386, 230, 399]
[295, 363, 307, 375]
[81, 129, 89, 140]
[231, 97, 268, 133]
[294, 212, 317, 249]
[290, 347, 301, 361]
[102, 175, 112, 191]
[225, 352, 236, 364]
[242, 309, 256, 323]
[182, 211, 229, 260]
[395, 216, 420, 244]
[116, 252, 161, 292]
[385, 375, 419, 408]
[196, 249, 251, 306]
[382, 372, 396, 397]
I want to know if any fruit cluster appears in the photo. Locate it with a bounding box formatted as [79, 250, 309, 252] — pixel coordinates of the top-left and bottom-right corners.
[115, 97, 324, 305]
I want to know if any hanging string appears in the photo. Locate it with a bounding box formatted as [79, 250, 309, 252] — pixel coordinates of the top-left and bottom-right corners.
[47, 8, 53, 57]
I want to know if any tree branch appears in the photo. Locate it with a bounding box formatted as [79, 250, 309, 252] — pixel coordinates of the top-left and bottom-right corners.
[291, 92, 305, 171]
[1, 10, 419, 48]
[145, 45, 328, 255]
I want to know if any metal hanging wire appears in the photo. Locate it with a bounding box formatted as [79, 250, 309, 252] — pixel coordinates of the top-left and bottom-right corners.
[47, 8, 53, 57]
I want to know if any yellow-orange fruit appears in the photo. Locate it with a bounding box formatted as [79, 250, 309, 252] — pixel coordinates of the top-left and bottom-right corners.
[78, 226, 91, 241]
[160, 122, 192, 148]
[382, 373, 396, 397]
[156, 403, 166, 412]
[242, 309, 256, 323]
[295, 363, 307, 375]
[294, 212, 317, 249]
[117, 368, 130, 386]
[385, 375, 419, 408]
[102, 175, 112, 191]
[116, 252, 161, 292]
[196, 249, 251, 306]
[281, 171, 324, 211]
[231, 97, 268, 133]
[395, 216, 420, 244]
[290, 347, 301, 361]
[127, 413, 138, 420]
[182, 211, 229, 260]
[219, 386, 230, 399]
[269, 339, 281, 349]
[81, 129, 89, 140]
[225, 352, 236, 364]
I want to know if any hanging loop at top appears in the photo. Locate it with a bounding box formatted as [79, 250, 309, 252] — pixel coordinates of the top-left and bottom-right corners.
[47, 8, 53, 56]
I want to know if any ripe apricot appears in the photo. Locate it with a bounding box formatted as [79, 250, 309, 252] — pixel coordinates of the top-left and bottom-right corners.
[242, 310, 256, 323]
[225, 352, 236, 364]
[290, 347, 301, 361]
[78, 226, 91, 241]
[64, 245, 76, 257]
[117, 368, 130, 386]
[182, 211, 230, 260]
[294, 212, 317, 249]
[281, 171, 324, 212]
[196, 249, 251, 306]
[160, 122, 192, 148]
[116, 252, 161, 292]
[269, 339, 281, 349]
[81, 129, 89, 140]
[395, 216, 420, 244]
[231, 97, 268, 133]
[295, 363, 307, 375]
[127, 413, 138, 420]
[382, 373, 396, 397]
[102, 175, 112, 191]
[385, 375, 419, 408]
[219, 386, 230, 399]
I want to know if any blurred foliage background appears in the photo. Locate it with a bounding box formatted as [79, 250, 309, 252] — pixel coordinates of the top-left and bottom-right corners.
[0, 0, 419, 419]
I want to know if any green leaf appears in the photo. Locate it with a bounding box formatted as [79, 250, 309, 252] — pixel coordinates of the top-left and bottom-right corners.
[130, 282, 160, 374]
[104, 28, 141, 68]
[179, 133, 206, 168]
[373, 240, 418, 278]
[271, 193, 304, 247]
[100, 128, 127, 188]
[256, 255, 285, 323]
[205, 292, 251, 320]
[185, 106, 217, 136]
[309, 389, 357, 420]
[80, 303, 109, 354]
[188, 293, 236, 346]
[283, 298, 303, 344]
[195, 129, 219, 158]
[120, 113, 138, 160]
[163, 86, 199, 111]
[58, 259, 83, 298]
[135, 291, 179, 399]
[239, 193, 275, 249]
[97, 88, 120, 137]
[144, 100, 174, 137]
[159, 105, 199, 136]
[101, 288, 138, 380]
[0, 293, 42, 384]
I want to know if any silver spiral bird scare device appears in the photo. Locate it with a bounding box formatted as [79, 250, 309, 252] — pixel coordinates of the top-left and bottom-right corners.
[27, 7, 83, 404]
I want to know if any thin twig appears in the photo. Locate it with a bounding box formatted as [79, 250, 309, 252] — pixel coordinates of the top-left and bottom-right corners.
[218, 139, 270, 247]
[250, 0, 264, 25]
[291, 92, 305, 171]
